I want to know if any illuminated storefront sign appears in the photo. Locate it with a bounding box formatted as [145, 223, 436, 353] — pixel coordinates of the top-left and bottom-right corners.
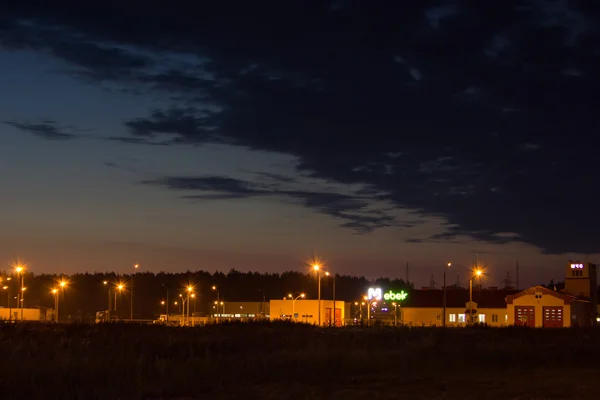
[367, 288, 408, 302]
[383, 290, 408, 301]
[571, 263, 584, 269]
[367, 288, 382, 301]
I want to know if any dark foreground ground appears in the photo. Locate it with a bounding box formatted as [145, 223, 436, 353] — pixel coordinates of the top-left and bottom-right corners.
[1, 321, 599, 399]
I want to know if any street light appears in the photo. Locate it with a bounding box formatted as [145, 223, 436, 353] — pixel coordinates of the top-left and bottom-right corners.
[288, 293, 305, 319]
[363, 295, 378, 325]
[131, 264, 139, 321]
[103, 281, 110, 320]
[313, 264, 321, 326]
[56, 280, 68, 322]
[51, 288, 59, 322]
[15, 265, 24, 321]
[186, 286, 193, 326]
[325, 271, 336, 326]
[161, 284, 169, 323]
[115, 283, 125, 318]
[443, 262, 451, 327]
[2, 286, 8, 309]
[392, 302, 399, 326]
[469, 269, 483, 324]
[212, 286, 220, 321]
[4, 277, 11, 321]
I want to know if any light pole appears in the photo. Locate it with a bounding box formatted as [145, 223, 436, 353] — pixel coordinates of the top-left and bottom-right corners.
[161, 284, 169, 323]
[130, 264, 139, 321]
[115, 284, 124, 319]
[5, 277, 11, 321]
[191, 293, 196, 322]
[469, 269, 483, 324]
[325, 271, 337, 326]
[57, 280, 67, 322]
[186, 286, 193, 326]
[2, 286, 8, 312]
[20, 287, 26, 320]
[212, 286, 220, 321]
[15, 266, 24, 321]
[103, 281, 110, 321]
[52, 288, 59, 322]
[443, 262, 451, 327]
[288, 293, 305, 319]
[313, 264, 322, 326]
[364, 296, 378, 325]
[392, 302, 398, 326]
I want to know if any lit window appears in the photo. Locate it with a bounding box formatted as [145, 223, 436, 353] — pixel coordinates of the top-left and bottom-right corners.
[458, 314, 465, 323]
[505, 315, 508, 322]
[449, 314, 456, 322]
[478, 314, 485, 323]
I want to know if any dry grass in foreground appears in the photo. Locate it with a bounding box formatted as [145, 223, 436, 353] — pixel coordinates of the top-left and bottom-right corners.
[0, 321, 599, 399]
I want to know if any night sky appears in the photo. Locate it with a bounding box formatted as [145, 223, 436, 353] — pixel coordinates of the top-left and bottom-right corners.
[1, 1, 598, 287]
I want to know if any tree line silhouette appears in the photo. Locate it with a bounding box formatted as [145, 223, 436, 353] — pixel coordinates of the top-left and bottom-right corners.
[0, 269, 413, 321]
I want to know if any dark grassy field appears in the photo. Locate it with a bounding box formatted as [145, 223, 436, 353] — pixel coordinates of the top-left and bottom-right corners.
[0, 321, 599, 399]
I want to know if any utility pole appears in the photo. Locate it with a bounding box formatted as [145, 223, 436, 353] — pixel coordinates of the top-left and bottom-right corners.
[130, 264, 139, 321]
[443, 263, 451, 327]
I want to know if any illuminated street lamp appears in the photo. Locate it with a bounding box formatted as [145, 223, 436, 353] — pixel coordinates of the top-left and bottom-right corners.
[51, 288, 59, 322]
[443, 262, 451, 327]
[469, 269, 483, 324]
[313, 264, 322, 326]
[186, 285, 193, 326]
[15, 265, 24, 321]
[363, 295, 379, 325]
[325, 271, 337, 326]
[2, 286, 8, 309]
[392, 302, 399, 327]
[161, 284, 169, 323]
[288, 293, 305, 319]
[103, 281, 110, 320]
[55, 280, 68, 322]
[115, 283, 125, 318]
[4, 277, 11, 321]
[212, 286, 220, 321]
[131, 264, 139, 321]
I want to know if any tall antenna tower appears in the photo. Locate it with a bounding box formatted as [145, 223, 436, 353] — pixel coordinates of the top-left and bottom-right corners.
[429, 273, 436, 289]
[516, 260, 520, 290]
[502, 271, 514, 289]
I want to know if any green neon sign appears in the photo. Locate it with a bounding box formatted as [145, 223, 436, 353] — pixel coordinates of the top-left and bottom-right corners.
[383, 290, 408, 301]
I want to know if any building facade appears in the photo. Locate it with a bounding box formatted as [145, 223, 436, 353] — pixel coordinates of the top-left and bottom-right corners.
[361, 288, 513, 327]
[506, 262, 598, 328]
[270, 299, 345, 326]
[0, 307, 51, 321]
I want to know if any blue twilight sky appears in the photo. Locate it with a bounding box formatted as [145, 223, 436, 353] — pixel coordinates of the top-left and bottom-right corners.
[1, 1, 599, 287]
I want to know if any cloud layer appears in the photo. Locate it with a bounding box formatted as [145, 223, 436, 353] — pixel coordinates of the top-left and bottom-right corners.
[2, 1, 599, 253]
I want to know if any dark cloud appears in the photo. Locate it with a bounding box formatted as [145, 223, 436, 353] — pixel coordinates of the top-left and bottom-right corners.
[106, 137, 171, 147]
[2, 2, 600, 253]
[143, 175, 414, 233]
[2, 119, 82, 140]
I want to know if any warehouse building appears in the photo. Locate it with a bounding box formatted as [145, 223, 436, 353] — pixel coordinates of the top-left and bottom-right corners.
[364, 287, 514, 327]
[0, 307, 52, 321]
[208, 301, 270, 319]
[270, 299, 345, 326]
